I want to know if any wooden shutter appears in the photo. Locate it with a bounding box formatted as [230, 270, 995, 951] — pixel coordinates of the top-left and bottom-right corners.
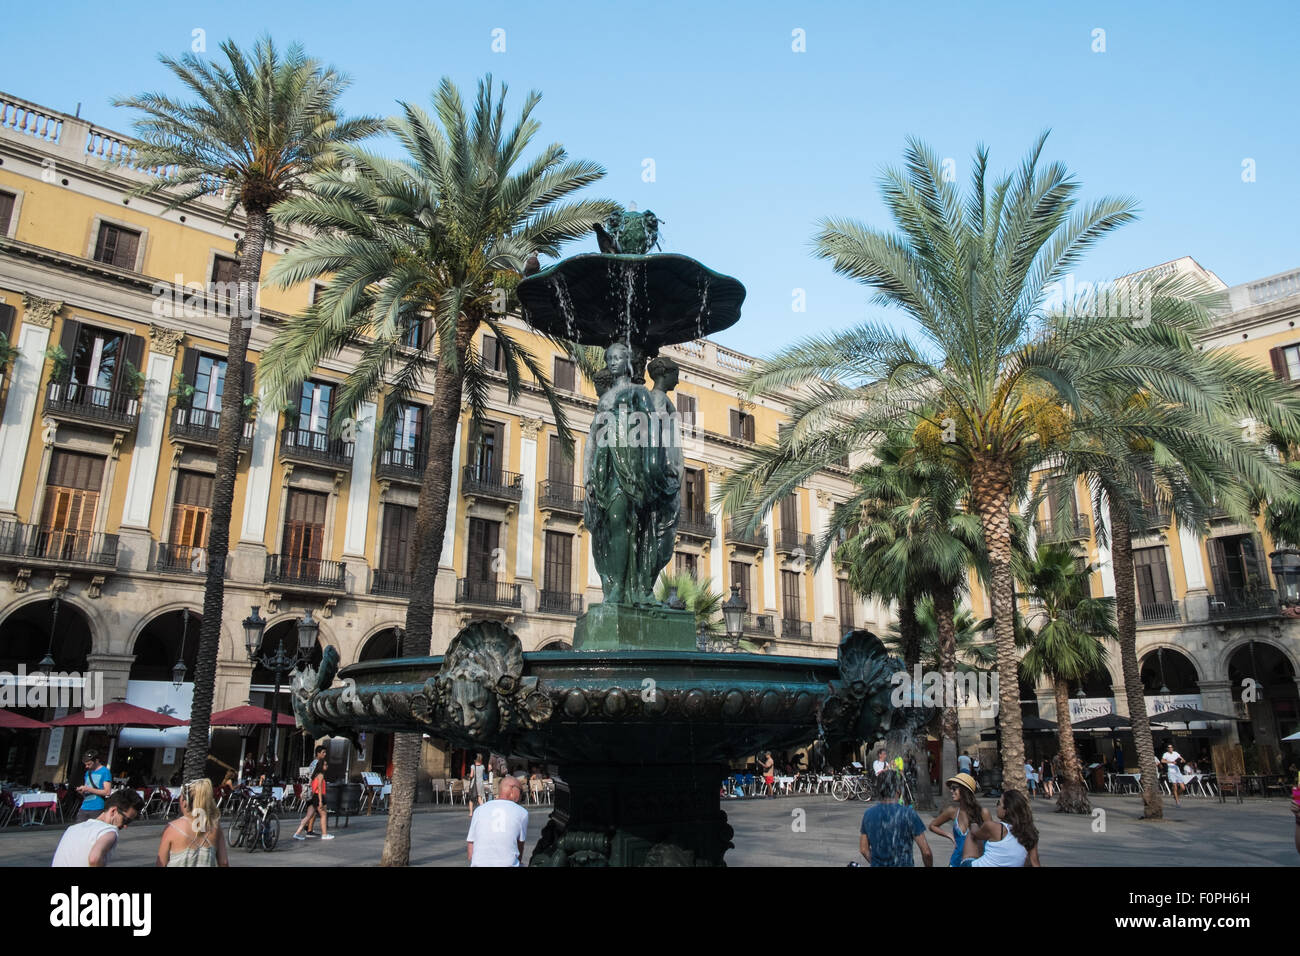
[115, 227, 140, 269]
[482, 335, 500, 371]
[57, 318, 82, 362]
[170, 471, 214, 549]
[730, 561, 751, 608]
[729, 408, 741, 438]
[782, 569, 802, 621]
[553, 357, 576, 392]
[544, 531, 572, 593]
[839, 579, 855, 627]
[0, 191, 14, 235]
[380, 504, 415, 571]
[548, 434, 572, 484]
[179, 346, 200, 397]
[0, 302, 15, 341]
[743, 413, 755, 442]
[241, 358, 254, 397]
[780, 493, 799, 533]
[118, 333, 144, 392]
[1270, 347, 1288, 381]
[467, 518, 499, 583]
[677, 393, 695, 427]
[282, 490, 327, 574]
[1206, 538, 1227, 598]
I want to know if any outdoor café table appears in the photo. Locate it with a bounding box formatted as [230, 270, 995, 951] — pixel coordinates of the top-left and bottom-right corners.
[15, 791, 59, 826]
[775, 775, 794, 795]
[1115, 772, 1141, 794]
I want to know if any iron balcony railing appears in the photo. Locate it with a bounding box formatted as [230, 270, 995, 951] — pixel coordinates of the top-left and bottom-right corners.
[375, 446, 425, 483]
[154, 542, 231, 577]
[1142, 510, 1172, 531]
[1136, 601, 1181, 625]
[1208, 588, 1280, 623]
[677, 510, 716, 540]
[462, 466, 524, 503]
[456, 577, 522, 609]
[370, 568, 412, 597]
[537, 479, 585, 515]
[44, 377, 139, 430]
[0, 521, 118, 568]
[1034, 514, 1090, 542]
[264, 554, 346, 591]
[537, 589, 584, 615]
[725, 522, 768, 550]
[279, 427, 354, 469]
[744, 613, 775, 636]
[781, 618, 813, 639]
[774, 529, 815, 555]
[169, 404, 254, 448]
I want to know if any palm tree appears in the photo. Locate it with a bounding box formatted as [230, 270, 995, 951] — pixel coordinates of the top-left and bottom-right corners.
[720, 135, 1299, 791]
[654, 571, 724, 635]
[260, 76, 616, 866]
[885, 596, 994, 672]
[1018, 544, 1115, 813]
[114, 37, 382, 783]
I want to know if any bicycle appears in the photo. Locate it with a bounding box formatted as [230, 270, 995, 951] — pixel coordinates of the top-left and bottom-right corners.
[831, 770, 876, 803]
[226, 787, 280, 852]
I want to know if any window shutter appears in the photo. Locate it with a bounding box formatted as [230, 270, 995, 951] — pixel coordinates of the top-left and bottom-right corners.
[179, 346, 200, 394]
[241, 358, 254, 397]
[744, 413, 755, 443]
[57, 318, 82, 358]
[1270, 347, 1288, 381]
[729, 408, 740, 438]
[117, 228, 140, 269]
[0, 303, 14, 341]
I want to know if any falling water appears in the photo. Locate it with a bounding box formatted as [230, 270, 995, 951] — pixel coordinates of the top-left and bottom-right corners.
[551, 274, 578, 342]
[695, 273, 711, 343]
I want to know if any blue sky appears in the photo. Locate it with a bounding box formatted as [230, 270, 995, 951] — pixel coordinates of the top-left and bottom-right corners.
[4, 1, 1297, 356]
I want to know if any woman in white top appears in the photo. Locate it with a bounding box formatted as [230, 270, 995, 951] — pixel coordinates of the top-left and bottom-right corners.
[156, 779, 228, 867]
[1161, 743, 1187, 806]
[959, 789, 1041, 867]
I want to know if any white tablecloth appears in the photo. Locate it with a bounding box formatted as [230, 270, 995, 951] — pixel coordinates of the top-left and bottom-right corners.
[14, 791, 58, 808]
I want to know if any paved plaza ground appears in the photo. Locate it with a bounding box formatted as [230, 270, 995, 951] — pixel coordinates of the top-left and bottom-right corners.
[2, 792, 1295, 867]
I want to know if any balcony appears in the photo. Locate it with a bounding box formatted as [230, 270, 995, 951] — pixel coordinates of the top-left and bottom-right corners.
[44, 378, 138, 432]
[537, 589, 584, 615]
[462, 466, 524, 504]
[264, 554, 346, 591]
[279, 427, 354, 471]
[781, 618, 813, 639]
[1034, 514, 1090, 543]
[677, 510, 716, 541]
[743, 612, 775, 636]
[1136, 601, 1181, 625]
[1141, 510, 1171, 532]
[456, 577, 522, 609]
[375, 446, 425, 484]
[154, 542, 230, 577]
[169, 404, 254, 449]
[774, 529, 815, 556]
[0, 521, 118, 569]
[725, 521, 768, 551]
[1208, 589, 1280, 624]
[370, 568, 412, 598]
[537, 480, 585, 518]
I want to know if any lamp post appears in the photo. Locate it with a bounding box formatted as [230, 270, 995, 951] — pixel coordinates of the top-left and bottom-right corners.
[37, 593, 60, 674]
[243, 607, 316, 779]
[723, 583, 746, 645]
[172, 608, 191, 690]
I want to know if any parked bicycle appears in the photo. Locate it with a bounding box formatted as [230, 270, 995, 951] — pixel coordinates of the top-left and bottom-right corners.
[226, 786, 280, 852]
[831, 768, 876, 802]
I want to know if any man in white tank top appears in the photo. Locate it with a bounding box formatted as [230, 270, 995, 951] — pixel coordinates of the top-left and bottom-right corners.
[52, 790, 144, 867]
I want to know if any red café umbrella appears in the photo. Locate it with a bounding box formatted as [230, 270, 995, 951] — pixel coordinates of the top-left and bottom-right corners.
[52, 702, 186, 770]
[0, 711, 50, 730]
[200, 706, 297, 783]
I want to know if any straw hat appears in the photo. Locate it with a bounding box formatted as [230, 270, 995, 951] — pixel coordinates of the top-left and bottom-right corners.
[946, 772, 978, 793]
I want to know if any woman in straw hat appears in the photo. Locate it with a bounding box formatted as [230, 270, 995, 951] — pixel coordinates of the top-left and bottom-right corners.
[927, 772, 990, 867]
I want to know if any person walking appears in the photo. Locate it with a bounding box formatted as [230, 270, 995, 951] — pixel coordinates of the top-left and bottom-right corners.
[871, 749, 889, 776]
[52, 789, 144, 867]
[1041, 759, 1055, 798]
[156, 779, 229, 867]
[928, 773, 990, 867]
[292, 758, 333, 841]
[302, 745, 326, 836]
[858, 770, 932, 867]
[960, 789, 1041, 866]
[1161, 743, 1188, 807]
[74, 750, 113, 822]
[466, 775, 530, 867]
[759, 751, 776, 797]
[466, 753, 490, 818]
[957, 751, 973, 775]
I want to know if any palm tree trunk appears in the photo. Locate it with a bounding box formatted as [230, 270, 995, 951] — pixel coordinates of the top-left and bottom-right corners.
[898, 589, 920, 667]
[1053, 677, 1091, 813]
[381, 325, 469, 867]
[971, 457, 1026, 792]
[934, 587, 959, 783]
[182, 206, 266, 783]
[1108, 499, 1163, 819]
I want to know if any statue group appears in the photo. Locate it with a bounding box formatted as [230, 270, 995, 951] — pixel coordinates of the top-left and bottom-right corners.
[584, 342, 684, 605]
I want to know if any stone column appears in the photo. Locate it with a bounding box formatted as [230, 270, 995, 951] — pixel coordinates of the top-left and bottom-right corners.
[815, 490, 835, 624]
[234, 386, 282, 580]
[1179, 525, 1210, 622]
[1196, 679, 1239, 745]
[118, 325, 183, 570]
[342, 401, 376, 586]
[435, 419, 463, 604]
[516, 418, 542, 606]
[762, 512, 778, 613]
[86, 653, 136, 709]
[707, 464, 725, 590]
[1097, 498, 1116, 597]
[0, 295, 58, 515]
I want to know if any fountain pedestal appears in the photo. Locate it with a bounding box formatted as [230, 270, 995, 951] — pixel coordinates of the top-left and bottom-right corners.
[573, 603, 697, 652]
[532, 763, 732, 867]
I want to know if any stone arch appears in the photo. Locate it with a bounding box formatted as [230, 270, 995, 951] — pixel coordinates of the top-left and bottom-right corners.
[1138, 644, 1201, 694]
[534, 637, 573, 651]
[0, 590, 108, 657]
[357, 623, 406, 663]
[0, 594, 95, 672]
[128, 606, 203, 683]
[1217, 635, 1299, 684]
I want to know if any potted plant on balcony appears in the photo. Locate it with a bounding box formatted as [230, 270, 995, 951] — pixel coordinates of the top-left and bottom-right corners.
[0, 331, 18, 374]
[121, 359, 147, 417]
[170, 371, 196, 404]
[44, 345, 71, 400]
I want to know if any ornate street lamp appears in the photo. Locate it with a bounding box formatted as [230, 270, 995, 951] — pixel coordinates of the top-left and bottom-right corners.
[1156, 647, 1170, 696]
[723, 583, 747, 642]
[37, 594, 61, 674]
[172, 608, 191, 690]
[242, 607, 315, 780]
[1269, 549, 1300, 604]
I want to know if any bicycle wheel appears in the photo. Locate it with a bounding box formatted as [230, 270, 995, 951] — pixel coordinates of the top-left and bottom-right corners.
[260, 812, 280, 851]
[243, 814, 261, 852]
[831, 778, 850, 802]
[227, 815, 245, 848]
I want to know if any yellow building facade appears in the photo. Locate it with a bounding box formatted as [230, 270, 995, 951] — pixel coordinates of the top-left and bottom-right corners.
[0, 92, 873, 786]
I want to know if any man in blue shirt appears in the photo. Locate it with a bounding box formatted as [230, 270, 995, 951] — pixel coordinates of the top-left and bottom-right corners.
[75, 750, 113, 822]
[859, 770, 932, 867]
